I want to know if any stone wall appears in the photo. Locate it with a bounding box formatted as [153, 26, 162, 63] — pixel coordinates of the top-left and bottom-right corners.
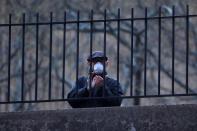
[0, 104, 197, 131]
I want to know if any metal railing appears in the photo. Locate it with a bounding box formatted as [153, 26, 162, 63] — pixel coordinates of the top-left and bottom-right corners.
[0, 5, 197, 104]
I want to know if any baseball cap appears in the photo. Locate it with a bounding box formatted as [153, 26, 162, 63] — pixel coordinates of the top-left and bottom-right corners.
[87, 51, 108, 62]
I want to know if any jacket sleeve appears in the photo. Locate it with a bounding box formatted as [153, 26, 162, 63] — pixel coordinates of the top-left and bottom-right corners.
[104, 78, 123, 106]
[67, 77, 89, 108]
[90, 78, 123, 106]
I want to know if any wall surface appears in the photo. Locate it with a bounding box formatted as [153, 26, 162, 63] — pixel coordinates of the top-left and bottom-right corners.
[0, 104, 197, 131]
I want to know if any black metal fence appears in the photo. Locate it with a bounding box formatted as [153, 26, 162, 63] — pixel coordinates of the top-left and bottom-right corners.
[0, 5, 197, 105]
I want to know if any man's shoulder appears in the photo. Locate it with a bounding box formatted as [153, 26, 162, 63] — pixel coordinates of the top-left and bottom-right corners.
[75, 76, 88, 88]
[78, 76, 88, 80]
[77, 76, 88, 83]
[106, 76, 123, 93]
[106, 76, 116, 81]
[106, 76, 118, 85]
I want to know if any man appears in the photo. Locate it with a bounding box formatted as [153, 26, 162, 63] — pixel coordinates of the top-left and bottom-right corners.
[67, 51, 123, 108]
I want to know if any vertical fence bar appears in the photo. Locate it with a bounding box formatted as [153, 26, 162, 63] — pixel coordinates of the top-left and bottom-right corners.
[62, 12, 66, 99]
[144, 8, 147, 96]
[172, 6, 175, 95]
[49, 12, 53, 100]
[103, 9, 107, 97]
[117, 9, 120, 87]
[76, 11, 80, 95]
[158, 7, 161, 96]
[21, 13, 26, 101]
[186, 5, 189, 94]
[35, 13, 39, 101]
[89, 10, 93, 95]
[130, 8, 134, 96]
[7, 14, 12, 102]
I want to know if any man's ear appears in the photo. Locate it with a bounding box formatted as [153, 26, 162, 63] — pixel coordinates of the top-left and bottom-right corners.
[88, 61, 94, 68]
[105, 60, 109, 66]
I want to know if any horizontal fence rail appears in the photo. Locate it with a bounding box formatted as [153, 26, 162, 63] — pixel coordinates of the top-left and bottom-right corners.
[1, 15, 197, 26]
[0, 5, 197, 105]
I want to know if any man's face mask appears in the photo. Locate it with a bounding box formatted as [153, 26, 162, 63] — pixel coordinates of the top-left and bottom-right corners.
[93, 62, 104, 74]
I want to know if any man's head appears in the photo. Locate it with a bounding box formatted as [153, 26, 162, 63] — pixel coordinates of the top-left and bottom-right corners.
[87, 51, 108, 75]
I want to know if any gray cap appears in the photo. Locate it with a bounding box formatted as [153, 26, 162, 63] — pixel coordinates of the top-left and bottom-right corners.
[87, 51, 108, 62]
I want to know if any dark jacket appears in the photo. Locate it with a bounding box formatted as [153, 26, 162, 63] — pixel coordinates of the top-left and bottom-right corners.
[67, 76, 123, 108]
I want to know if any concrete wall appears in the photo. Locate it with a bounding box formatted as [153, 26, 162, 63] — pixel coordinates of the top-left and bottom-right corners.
[0, 104, 197, 131]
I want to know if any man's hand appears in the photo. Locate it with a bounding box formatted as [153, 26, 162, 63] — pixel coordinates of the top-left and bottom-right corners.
[91, 75, 104, 88]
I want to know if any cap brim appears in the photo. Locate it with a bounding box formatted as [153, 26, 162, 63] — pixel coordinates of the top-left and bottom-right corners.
[87, 57, 108, 62]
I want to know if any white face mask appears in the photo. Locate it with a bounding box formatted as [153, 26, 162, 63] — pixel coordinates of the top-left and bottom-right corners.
[93, 62, 104, 74]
